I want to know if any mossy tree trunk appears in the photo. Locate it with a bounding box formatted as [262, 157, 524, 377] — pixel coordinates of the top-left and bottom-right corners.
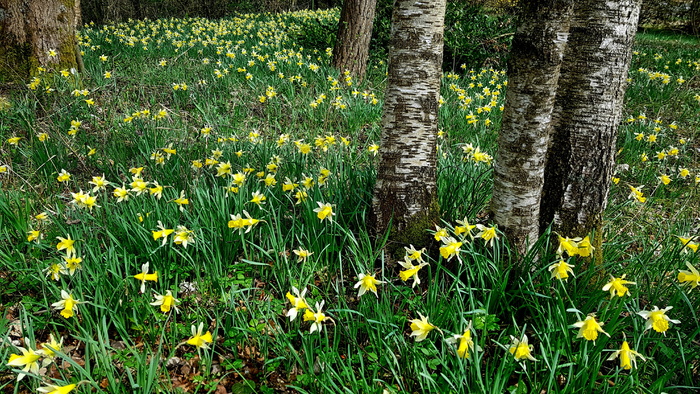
[0, 0, 81, 83]
[540, 0, 641, 261]
[491, 0, 574, 254]
[331, 0, 377, 82]
[371, 0, 446, 249]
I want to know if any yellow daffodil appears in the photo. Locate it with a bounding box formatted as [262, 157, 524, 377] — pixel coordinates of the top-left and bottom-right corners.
[89, 175, 108, 192]
[509, 334, 536, 361]
[38, 334, 63, 363]
[313, 201, 334, 221]
[57, 169, 71, 183]
[404, 244, 425, 263]
[577, 236, 593, 257]
[51, 290, 81, 319]
[447, 322, 478, 359]
[56, 235, 76, 257]
[637, 306, 680, 335]
[659, 174, 671, 185]
[549, 260, 575, 281]
[228, 210, 261, 233]
[434, 225, 448, 241]
[354, 273, 385, 298]
[557, 235, 580, 256]
[6, 341, 41, 381]
[150, 290, 180, 313]
[475, 224, 499, 247]
[602, 274, 636, 298]
[628, 185, 646, 203]
[173, 190, 189, 211]
[573, 314, 609, 342]
[454, 217, 476, 238]
[152, 221, 174, 246]
[250, 190, 266, 206]
[27, 230, 41, 243]
[439, 236, 462, 261]
[286, 287, 308, 321]
[37, 383, 77, 394]
[173, 225, 194, 247]
[607, 339, 645, 370]
[399, 257, 427, 288]
[409, 313, 435, 342]
[677, 236, 699, 254]
[186, 322, 213, 349]
[303, 301, 332, 334]
[134, 262, 158, 293]
[678, 262, 700, 289]
[62, 255, 82, 275]
[292, 248, 312, 262]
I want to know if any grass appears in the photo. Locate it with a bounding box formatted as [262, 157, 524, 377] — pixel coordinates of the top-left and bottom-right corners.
[0, 9, 699, 393]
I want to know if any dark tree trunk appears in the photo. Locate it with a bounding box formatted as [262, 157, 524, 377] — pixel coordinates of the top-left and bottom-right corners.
[331, 0, 377, 82]
[0, 0, 81, 83]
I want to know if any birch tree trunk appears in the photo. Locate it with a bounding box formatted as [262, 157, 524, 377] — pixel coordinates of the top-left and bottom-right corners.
[332, 0, 377, 82]
[371, 0, 446, 244]
[0, 0, 81, 83]
[491, 0, 574, 254]
[540, 0, 641, 253]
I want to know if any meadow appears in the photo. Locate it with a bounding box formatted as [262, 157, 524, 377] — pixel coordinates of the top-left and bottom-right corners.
[0, 9, 699, 393]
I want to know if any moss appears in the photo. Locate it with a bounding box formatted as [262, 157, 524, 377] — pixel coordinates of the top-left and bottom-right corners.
[386, 199, 440, 260]
[0, 43, 31, 83]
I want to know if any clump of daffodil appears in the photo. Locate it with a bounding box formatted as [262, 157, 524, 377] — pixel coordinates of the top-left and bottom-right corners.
[354, 273, 385, 298]
[409, 313, 435, 342]
[509, 334, 536, 362]
[637, 306, 680, 335]
[173, 225, 195, 247]
[573, 314, 609, 342]
[602, 274, 636, 298]
[228, 211, 261, 233]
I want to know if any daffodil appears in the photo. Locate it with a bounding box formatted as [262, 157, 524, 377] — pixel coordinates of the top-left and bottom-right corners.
[433, 225, 448, 241]
[447, 322, 478, 359]
[454, 217, 476, 238]
[313, 201, 334, 221]
[354, 273, 385, 297]
[607, 339, 645, 370]
[404, 244, 425, 263]
[250, 190, 266, 206]
[475, 224, 499, 247]
[89, 175, 108, 192]
[45, 263, 63, 281]
[57, 169, 71, 183]
[409, 313, 435, 342]
[27, 230, 41, 243]
[134, 262, 158, 293]
[677, 236, 698, 254]
[228, 211, 260, 233]
[637, 306, 680, 335]
[6, 341, 41, 381]
[62, 255, 82, 275]
[37, 383, 77, 394]
[303, 301, 331, 333]
[150, 290, 180, 313]
[148, 181, 164, 200]
[113, 185, 130, 202]
[439, 236, 462, 261]
[173, 190, 189, 211]
[56, 235, 76, 257]
[557, 235, 580, 256]
[509, 334, 536, 361]
[549, 260, 575, 281]
[173, 225, 195, 247]
[51, 290, 81, 318]
[628, 185, 646, 203]
[152, 221, 174, 246]
[678, 262, 700, 289]
[602, 274, 636, 298]
[38, 334, 63, 363]
[399, 257, 427, 288]
[577, 236, 593, 257]
[285, 287, 308, 321]
[573, 314, 609, 342]
[293, 248, 312, 262]
[186, 322, 213, 349]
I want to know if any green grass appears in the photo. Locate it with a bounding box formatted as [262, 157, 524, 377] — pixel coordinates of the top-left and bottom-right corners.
[1, 10, 699, 393]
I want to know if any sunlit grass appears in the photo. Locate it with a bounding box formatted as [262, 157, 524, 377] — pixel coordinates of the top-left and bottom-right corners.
[1, 10, 699, 393]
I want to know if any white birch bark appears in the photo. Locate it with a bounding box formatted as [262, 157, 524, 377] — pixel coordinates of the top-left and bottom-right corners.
[372, 0, 446, 237]
[492, 0, 574, 253]
[541, 0, 642, 239]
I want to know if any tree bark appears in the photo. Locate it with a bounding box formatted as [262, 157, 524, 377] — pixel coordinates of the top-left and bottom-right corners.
[0, 0, 81, 83]
[331, 0, 377, 82]
[372, 0, 446, 246]
[492, 0, 574, 254]
[540, 0, 641, 245]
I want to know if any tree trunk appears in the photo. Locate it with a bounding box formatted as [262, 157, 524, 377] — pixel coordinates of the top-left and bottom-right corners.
[371, 0, 446, 247]
[491, 0, 574, 254]
[540, 0, 641, 251]
[331, 0, 377, 82]
[0, 0, 81, 83]
[691, 0, 700, 36]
